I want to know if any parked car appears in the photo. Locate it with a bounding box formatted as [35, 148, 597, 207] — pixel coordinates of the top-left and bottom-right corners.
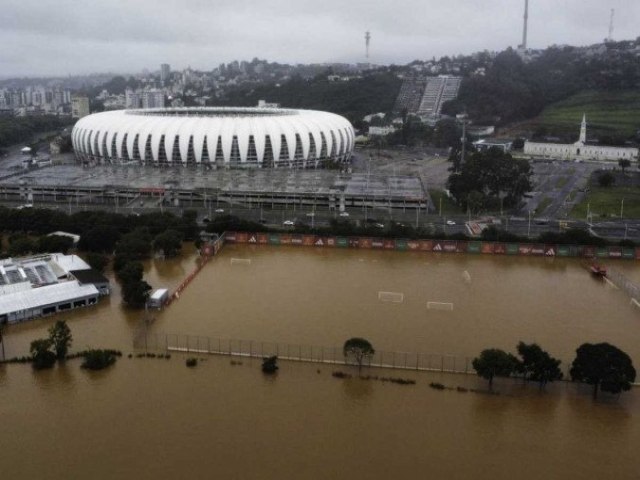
[215, 208, 225, 213]
[446, 220, 456, 225]
[283, 220, 295, 226]
[339, 211, 350, 217]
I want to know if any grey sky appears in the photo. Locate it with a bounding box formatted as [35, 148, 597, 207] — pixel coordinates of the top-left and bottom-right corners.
[1, 0, 638, 76]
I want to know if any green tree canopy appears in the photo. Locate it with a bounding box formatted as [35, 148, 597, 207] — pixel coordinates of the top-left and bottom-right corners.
[472, 348, 518, 389]
[516, 342, 563, 389]
[447, 148, 532, 212]
[48, 320, 73, 360]
[570, 343, 636, 399]
[30, 338, 56, 370]
[121, 278, 152, 308]
[343, 337, 375, 373]
[153, 229, 183, 257]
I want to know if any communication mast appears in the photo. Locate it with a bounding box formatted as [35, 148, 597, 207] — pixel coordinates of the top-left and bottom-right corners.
[365, 31, 371, 60]
[519, 0, 529, 49]
[607, 9, 615, 43]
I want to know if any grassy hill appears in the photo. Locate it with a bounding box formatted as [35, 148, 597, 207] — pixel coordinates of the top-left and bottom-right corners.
[532, 90, 640, 139]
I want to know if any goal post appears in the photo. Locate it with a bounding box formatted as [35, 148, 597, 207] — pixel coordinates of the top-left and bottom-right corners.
[378, 291, 404, 303]
[230, 258, 252, 266]
[427, 301, 454, 311]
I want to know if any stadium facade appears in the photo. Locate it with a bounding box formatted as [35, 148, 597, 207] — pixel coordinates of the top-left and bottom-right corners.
[72, 107, 355, 168]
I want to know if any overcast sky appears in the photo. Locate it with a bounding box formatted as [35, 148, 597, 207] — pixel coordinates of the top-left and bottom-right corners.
[2, 0, 638, 77]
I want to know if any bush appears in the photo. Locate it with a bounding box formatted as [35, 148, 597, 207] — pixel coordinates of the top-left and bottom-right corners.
[186, 358, 197, 367]
[261, 355, 279, 374]
[80, 349, 117, 370]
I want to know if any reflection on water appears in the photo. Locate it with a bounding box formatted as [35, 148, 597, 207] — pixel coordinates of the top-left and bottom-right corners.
[1, 245, 639, 479]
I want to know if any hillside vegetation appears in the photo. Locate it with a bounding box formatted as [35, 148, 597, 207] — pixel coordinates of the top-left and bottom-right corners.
[535, 90, 640, 138]
[211, 71, 402, 128]
[443, 41, 640, 139]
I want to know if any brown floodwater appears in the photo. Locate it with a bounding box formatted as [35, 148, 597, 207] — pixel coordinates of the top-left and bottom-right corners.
[1, 245, 639, 479]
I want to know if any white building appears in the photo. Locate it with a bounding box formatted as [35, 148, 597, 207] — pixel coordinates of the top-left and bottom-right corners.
[524, 115, 638, 161]
[0, 254, 109, 324]
[72, 107, 355, 169]
[142, 89, 165, 109]
[71, 95, 90, 119]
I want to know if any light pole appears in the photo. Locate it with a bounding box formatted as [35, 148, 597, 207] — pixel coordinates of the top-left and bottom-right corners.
[620, 198, 624, 219]
[527, 210, 532, 238]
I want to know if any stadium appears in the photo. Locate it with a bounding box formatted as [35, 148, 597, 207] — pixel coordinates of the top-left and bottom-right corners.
[72, 107, 355, 168]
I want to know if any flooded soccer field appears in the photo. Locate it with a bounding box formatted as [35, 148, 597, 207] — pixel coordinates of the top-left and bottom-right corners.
[1, 245, 639, 479]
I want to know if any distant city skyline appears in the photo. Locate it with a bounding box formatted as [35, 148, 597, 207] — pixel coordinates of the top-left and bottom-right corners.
[1, 0, 638, 77]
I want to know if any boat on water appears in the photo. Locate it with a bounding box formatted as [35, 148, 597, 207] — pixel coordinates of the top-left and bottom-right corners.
[589, 264, 607, 277]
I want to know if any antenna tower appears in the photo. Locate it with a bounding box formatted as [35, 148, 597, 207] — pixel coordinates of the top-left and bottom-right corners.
[520, 0, 529, 49]
[608, 9, 615, 42]
[365, 31, 371, 60]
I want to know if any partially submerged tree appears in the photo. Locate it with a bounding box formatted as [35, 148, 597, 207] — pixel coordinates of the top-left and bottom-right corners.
[570, 343, 636, 399]
[261, 355, 279, 374]
[343, 337, 375, 373]
[80, 349, 117, 370]
[48, 320, 72, 360]
[516, 342, 563, 389]
[153, 229, 183, 257]
[30, 338, 56, 370]
[472, 348, 518, 390]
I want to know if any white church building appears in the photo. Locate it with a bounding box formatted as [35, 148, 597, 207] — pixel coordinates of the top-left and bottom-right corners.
[524, 115, 638, 162]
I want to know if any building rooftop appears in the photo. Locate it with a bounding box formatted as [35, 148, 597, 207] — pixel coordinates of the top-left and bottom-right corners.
[0, 281, 98, 317]
[0, 164, 426, 200]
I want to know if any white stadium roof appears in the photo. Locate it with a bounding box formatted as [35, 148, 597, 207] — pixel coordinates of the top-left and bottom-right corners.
[72, 107, 355, 168]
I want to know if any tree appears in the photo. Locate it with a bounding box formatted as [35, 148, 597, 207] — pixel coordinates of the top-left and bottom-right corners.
[153, 229, 183, 257]
[597, 171, 615, 187]
[515, 342, 563, 389]
[343, 337, 375, 373]
[81, 349, 117, 370]
[121, 278, 152, 308]
[48, 320, 72, 360]
[84, 252, 108, 273]
[570, 343, 636, 399]
[37, 235, 74, 254]
[472, 348, 518, 389]
[261, 355, 279, 374]
[30, 338, 56, 370]
[618, 158, 631, 174]
[447, 148, 532, 212]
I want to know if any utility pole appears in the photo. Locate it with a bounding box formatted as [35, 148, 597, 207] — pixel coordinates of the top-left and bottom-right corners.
[457, 113, 469, 167]
[365, 31, 371, 61]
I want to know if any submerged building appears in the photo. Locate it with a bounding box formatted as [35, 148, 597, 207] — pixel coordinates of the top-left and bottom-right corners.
[524, 115, 639, 161]
[0, 254, 109, 324]
[72, 107, 355, 169]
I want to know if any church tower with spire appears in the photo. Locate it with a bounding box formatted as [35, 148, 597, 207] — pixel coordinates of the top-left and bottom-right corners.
[577, 114, 587, 145]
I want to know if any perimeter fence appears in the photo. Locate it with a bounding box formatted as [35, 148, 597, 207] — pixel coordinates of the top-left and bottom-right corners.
[134, 332, 476, 375]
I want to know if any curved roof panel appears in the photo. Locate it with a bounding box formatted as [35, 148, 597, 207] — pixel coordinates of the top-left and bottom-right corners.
[72, 107, 354, 167]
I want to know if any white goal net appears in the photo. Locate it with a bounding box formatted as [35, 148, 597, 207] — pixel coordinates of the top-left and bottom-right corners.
[230, 258, 252, 266]
[378, 291, 404, 303]
[427, 301, 454, 311]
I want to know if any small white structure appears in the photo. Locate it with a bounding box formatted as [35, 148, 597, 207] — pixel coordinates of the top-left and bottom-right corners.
[473, 138, 513, 153]
[524, 115, 639, 161]
[47, 231, 81, 246]
[148, 288, 169, 309]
